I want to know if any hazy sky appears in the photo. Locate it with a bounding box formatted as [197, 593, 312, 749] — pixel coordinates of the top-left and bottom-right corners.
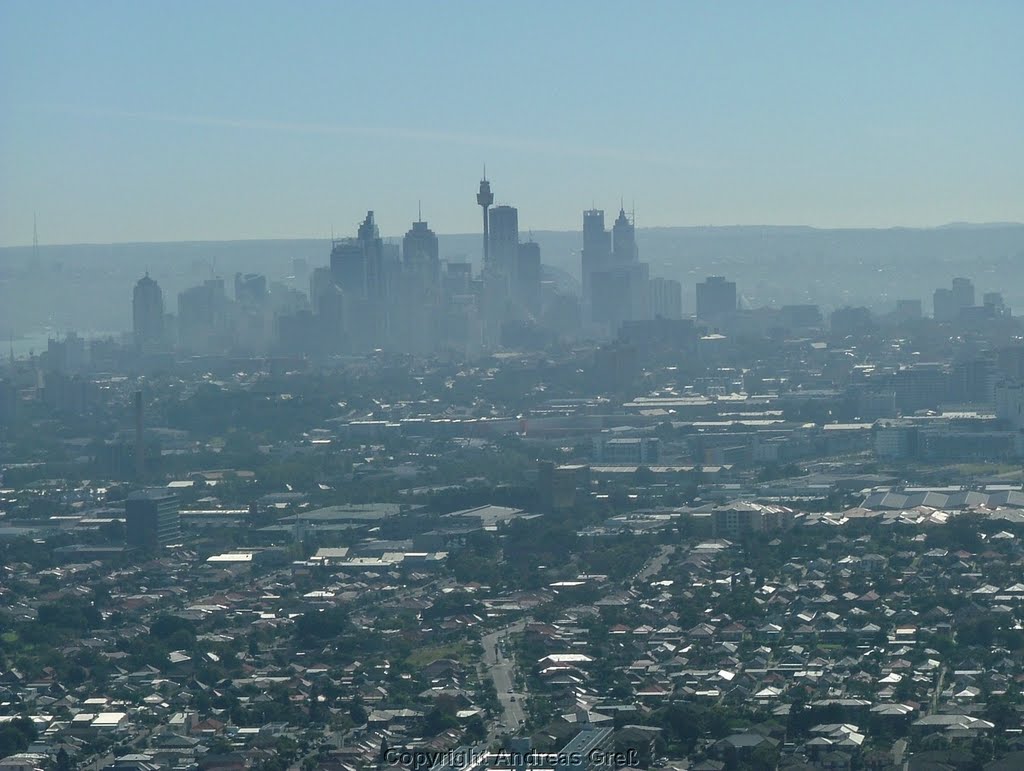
[1, 1, 1022, 246]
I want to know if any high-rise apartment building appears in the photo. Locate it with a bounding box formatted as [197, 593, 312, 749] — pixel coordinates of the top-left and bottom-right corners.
[132, 273, 165, 351]
[126, 489, 181, 550]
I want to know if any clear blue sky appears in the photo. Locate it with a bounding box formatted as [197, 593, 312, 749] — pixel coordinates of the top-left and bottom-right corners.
[1, 0, 1021, 246]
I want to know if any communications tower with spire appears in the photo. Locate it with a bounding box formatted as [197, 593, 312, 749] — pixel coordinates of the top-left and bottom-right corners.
[476, 168, 493, 268]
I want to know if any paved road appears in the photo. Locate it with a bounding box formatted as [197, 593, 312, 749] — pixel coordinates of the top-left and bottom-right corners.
[635, 545, 676, 583]
[892, 738, 908, 770]
[481, 620, 529, 737]
[930, 664, 947, 713]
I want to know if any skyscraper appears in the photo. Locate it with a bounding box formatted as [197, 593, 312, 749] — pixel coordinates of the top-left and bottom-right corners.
[177, 278, 228, 353]
[488, 205, 519, 278]
[649, 277, 682, 319]
[132, 273, 164, 351]
[583, 209, 611, 260]
[581, 209, 611, 327]
[402, 217, 440, 287]
[612, 207, 637, 263]
[696, 276, 737, 321]
[400, 216, 442, 355]
[516, 240, 542, 316]
[583, 207, 650, 333]
[357, 210, 385, 300]
[952, 277, 975, 311]
[329, 211, 388, 351]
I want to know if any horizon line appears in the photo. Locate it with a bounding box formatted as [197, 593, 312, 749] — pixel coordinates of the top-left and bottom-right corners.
[3, 220, 1023, 250]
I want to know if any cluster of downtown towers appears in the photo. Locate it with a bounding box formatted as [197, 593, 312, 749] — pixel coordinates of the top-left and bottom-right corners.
[132, 177, 692, 358]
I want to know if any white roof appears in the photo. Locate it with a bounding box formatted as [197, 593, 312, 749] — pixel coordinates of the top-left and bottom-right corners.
[206, 552, 254, 563]
[92, 712, 128, 726]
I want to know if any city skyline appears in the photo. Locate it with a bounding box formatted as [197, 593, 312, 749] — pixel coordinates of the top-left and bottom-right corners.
[2, 1, 1023, 247]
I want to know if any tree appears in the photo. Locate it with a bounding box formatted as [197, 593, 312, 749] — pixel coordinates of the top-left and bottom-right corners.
[349, 699, 368, 726]
[55, 747, 73, 771]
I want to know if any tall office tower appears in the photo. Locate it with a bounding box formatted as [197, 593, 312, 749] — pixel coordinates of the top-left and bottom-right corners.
[933, 287, 955, 322]
[234, 273, 267, 306]
[443, 262, 473, 296]
[488, 205, 520, 277]
[309, 267, 335, 316]
[479, 202, 518, 342]
[649, 277, 682, 319]
[477, 174, 494, 267]
[43, 332, 86, 375]
[696, 276, 737, 321]
[581, 209, 612, 324]
[983, 292, 1009, 317]
[612, 207, 638, 263]
[177, 278, 228, 353]
[952, 277, 975, 311]
[399, 217, 442, 355]
[356, 211, 385, 299]
[516, 240, 542, 316]
[125, 489, 181, 550]
[132, 273, 165, 351]
[329, 212, 387, 351]
[330, 238, 367, 295]
[233, 273, 269, 353]
[583, 209, 612, 259]
[402, 217, 440, 287]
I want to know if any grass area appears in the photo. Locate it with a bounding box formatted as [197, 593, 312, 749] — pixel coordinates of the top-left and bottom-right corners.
[1, 632, 17, 644]
[945, 463, 1021, 476]
[405, 642, 475, 668]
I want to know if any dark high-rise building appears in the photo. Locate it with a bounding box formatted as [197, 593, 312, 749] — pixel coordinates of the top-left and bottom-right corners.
[234, 273, 267, 307]
[329, 212, 388, 351]
[581, 209, 611, 326]
[612, 207, 637, 263]
[132, 273, 165, 351]
[933, 287, 955, 322]
[583, 207, 651, 333]
[696, 276, 737, 321]
[934, 278, 976, 322]
[583, 209, 611, 258]
[233, 273, 269, 352]
[516, 240, 542, 315]
[397, 216, 442, 355]
[649, 277, 682, 319]
[830, 306, 874, 336]
[402, 217, 440, 287]
[125, 489, 180, 550]
[331, 211, 385, 298]
[330, 238, 366, 295]
[952, 277, 975, 311]
[178, 278, 228, 353]
[895, 299, 923, 322]
[488, 205, 519, 278]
